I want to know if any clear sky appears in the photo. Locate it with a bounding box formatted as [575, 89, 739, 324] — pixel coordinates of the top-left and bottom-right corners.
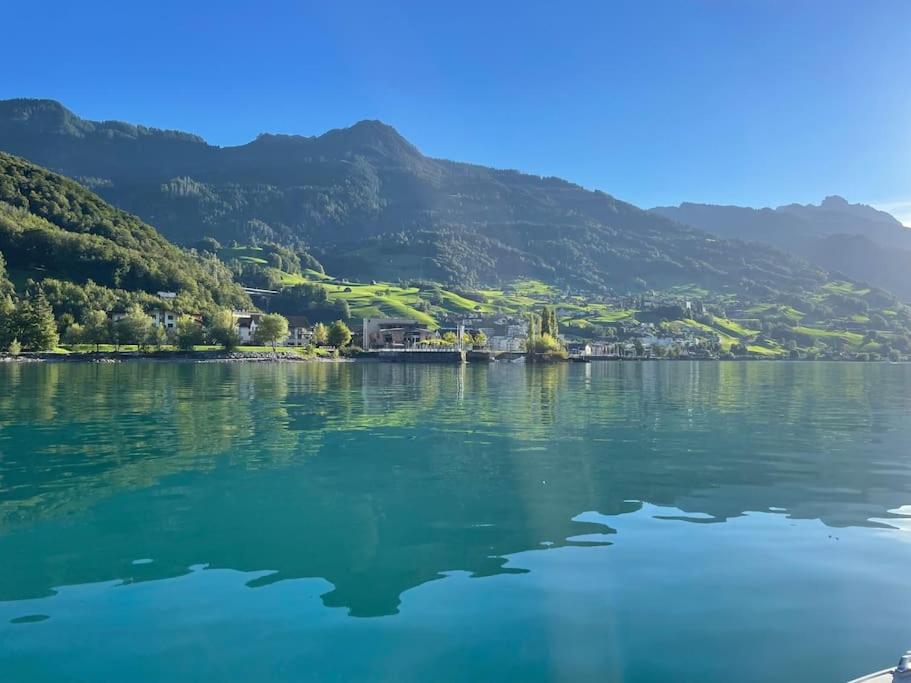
[3, 0, 910, 222]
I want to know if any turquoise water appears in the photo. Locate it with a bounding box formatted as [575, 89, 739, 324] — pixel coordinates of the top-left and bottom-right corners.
[1, 361, 910, 682]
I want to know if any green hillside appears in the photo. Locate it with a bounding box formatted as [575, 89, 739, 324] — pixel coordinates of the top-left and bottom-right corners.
[0, 152, 249, 314]
[233, 248, 911, 358]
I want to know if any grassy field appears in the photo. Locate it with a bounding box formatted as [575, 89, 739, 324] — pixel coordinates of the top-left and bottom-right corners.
[278, 274, 562, 325]
[711, 317, 758, 338]
[218, 246, 270, 266]
[213, 248, 895, 357]
[682, 319, 737, 350]
[745, 303, 804, 323]
[821, 281, 871, 297]
[791, 326, 865, 346]
[587, 308, 635, 324]
[746, 341, 784, 357]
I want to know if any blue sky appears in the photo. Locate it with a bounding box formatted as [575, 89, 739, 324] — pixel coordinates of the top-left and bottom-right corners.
[4, 0, 910, 222]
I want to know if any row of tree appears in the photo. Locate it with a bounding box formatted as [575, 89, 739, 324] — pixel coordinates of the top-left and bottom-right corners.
[0, 292, 59, 352]
[0, 295, 356, 354]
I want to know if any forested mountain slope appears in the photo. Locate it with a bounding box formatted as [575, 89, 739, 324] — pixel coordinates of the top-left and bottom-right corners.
[0, 98, 829, 297]
[0, 151, 248, 310]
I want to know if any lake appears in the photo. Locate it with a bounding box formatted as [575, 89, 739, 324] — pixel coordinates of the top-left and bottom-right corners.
[0, 361, 909, 682]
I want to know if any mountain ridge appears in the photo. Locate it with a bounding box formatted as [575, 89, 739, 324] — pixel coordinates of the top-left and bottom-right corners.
[651, 197, 911, 298]
[0, 97, 868, 301]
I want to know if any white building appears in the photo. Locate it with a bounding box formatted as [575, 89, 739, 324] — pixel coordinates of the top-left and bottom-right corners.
[488, 335, 525, 352]
[232, 311, 262, 343]
[150, 309, 177, 330]
[284, 316, 311, 347]
[590, 342, 620, 356]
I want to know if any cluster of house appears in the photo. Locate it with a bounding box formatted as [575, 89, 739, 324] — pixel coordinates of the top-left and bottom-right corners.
[361, 311, 722, 357]
[138, 290, 722, 355]
[361, 316, 526, 351]
[135, 293, 313, 347]
[231, 312, 311, 346]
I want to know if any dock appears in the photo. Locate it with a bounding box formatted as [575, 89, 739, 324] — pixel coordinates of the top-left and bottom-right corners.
[369, 349, 466, 363]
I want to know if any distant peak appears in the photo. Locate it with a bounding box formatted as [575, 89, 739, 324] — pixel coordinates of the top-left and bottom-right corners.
[328, 119, 407, 143]
[0, 97, 91, 137]
[317, 119, 420, 160]
[350, 119, 396, 131]
[821, 195, 849, 207]
[0, 97, 79, 122]
[0, 98, 206, 143]
[0, 97, 71, 112]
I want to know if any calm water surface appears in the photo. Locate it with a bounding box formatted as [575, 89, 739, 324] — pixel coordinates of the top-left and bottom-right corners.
[0, 361, 910, 682]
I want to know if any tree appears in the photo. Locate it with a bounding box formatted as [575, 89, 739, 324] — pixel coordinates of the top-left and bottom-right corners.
[82, 310, 109, 352]
[527, 333, 567, 357]
[7, 338, 21, 356]
[327, 320, 353, 348]
[633, 340, 645, 357]
[115, 304, 153, 350]
[149, 325, 168, 351]
[538, 306, 559, 338]
[194, 237, 221, 253]
[174, 315, 204, 351]
[334, 298, 351, 320]
[0, 251, 12, 298]
[526, 312, 541, 341]
[540, 306, 552, 337]
[64, 323, 85, 345]
[57, 312, 76, 336]
[312, 322, 329, 345]
[271, 283, 327, 315]
[7, 293, 59, 351]
[255, 313, 289, 351]
[441, 331, 457, 345]
[472, 330, 488, 347]
[869, 313, 889, 330]
[0, 294, 14, 348]
[207, 309, 239, 351]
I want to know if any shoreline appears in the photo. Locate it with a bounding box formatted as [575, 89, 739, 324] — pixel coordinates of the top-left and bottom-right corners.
[0, 350, 350, 364]
[0, 352, 904, 365]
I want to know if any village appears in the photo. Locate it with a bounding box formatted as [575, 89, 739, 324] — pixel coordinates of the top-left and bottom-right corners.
[90, 281, 906, 363]
[203, 293, 726, 361]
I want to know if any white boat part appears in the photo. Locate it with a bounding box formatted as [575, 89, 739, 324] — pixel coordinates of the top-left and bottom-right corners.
[847, 651, 911, 682]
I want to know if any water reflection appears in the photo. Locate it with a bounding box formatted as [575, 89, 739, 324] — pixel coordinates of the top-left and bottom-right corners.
[0, 361, 910, 617]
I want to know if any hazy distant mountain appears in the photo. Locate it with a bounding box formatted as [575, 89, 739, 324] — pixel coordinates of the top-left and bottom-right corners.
[0, 98, 829, 296]
[651, 198, 911, 299]
[778, 195, 909, 247]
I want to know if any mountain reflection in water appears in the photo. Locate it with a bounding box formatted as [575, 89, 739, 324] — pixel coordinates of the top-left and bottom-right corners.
[1, 361, 909, 621]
